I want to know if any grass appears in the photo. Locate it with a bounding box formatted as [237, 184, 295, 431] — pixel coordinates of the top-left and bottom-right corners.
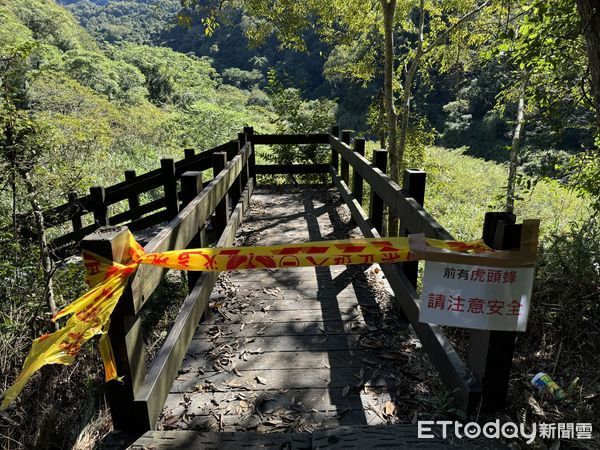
[357, 142, 590, 242]
[422, 146, 589, 241]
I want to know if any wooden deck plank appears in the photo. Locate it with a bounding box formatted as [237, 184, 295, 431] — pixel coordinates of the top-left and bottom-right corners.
[131, 423, 508, 449]
[178, 349, 403, 373]
[131, 430, 312, 449]
[211, 288, 366, 302]
[171, 366, 396, 393]
[195, 321, 366, 338]
[164, 387, 392, 416]
[186, 334, 361, 353]
[206, 299, 369, 311]
[198, 309, 367, 325]
[227, 266, 350, 279]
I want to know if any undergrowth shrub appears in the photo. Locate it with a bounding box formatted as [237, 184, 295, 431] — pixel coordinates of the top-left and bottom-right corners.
[526, 216, 600, 356]
[507, 216, 600, 441]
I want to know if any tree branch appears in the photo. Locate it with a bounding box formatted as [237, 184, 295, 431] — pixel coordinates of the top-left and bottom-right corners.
[423, 0, 491, 55]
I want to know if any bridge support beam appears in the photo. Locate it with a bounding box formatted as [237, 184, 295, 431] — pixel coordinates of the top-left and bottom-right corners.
[341, 130, 352, 184]
[330, 125, 340, 174]
[369, 150, 387, 234]
[400, 169, 426, 288]
[244, 126, 256, 182]
[351, 139, 365, 206]
[212, 152, 229, 238]
[160, 159, 179, 219]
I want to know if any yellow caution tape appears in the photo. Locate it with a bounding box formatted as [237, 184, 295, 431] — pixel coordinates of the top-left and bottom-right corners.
[0, 231, 491, 409]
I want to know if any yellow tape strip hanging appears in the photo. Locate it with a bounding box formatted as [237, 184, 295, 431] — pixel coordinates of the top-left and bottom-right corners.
[1, 231, 497, 410]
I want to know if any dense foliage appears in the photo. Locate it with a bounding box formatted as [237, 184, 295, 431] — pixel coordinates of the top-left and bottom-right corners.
[60, 0, 599, 196]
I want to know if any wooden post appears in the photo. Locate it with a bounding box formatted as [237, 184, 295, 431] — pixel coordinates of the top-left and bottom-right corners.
[238, 132, 249, 189]
[184, 148, 195, 159]
[352, 138, 365, 205]
[81, 227, 149, 431]
[227, 140, 241, 207]
[226, 139, 237, 161]
[67, 192, 83, 230]
[212, 152, 229, 239]
[401, 169, 426, 287]
[181, 171, 205, 291]
[330, 125, 340, 173]
[89, 186, 108, 226]
[467, 212, 522, 411]
[160, 159, 179, 219]
[244, 126, 256, 181]
[124, 170, 141, 220]
[237, 131, 247, 147]
[370, 150, 387, 234]
[341, 130, 352, 184]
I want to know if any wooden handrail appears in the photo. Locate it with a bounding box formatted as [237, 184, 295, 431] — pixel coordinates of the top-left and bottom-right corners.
[330, 168, 481, 410]
[252, 133, 329, 145]
[133, 178, 254, 429]
[329, 135, 453, 240]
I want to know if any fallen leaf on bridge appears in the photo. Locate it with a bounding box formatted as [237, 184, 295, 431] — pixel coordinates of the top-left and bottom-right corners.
[378, 352, 406, 361]
[384, 400, 395, 416]
[342, 385, 351, 397]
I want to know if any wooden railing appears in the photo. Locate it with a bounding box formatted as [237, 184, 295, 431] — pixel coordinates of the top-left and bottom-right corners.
[328, 126, 526, 413]
[81, 132, 254, 431]
[77, 127, 526, 432]
[15, 142, 236, 256]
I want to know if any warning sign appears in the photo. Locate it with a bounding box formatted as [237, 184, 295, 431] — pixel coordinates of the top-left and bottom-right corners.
[419, 262, 535, 332]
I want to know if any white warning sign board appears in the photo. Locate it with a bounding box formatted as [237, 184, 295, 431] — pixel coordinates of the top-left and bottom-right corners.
[419, 262, 535, 332]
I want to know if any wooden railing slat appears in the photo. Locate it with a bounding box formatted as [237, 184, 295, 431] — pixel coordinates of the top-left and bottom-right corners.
[252, 133, 329, 145]
[329, 135, 453, 240]
[255, 163, 329, 174]
[109, 198, 166, 226]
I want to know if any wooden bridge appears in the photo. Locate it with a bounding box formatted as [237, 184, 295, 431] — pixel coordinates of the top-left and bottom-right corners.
[45, 128, 523, 448]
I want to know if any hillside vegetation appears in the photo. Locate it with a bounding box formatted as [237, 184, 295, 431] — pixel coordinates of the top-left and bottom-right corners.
[0, 0, 275, 211]
[0, 1, 277, 447]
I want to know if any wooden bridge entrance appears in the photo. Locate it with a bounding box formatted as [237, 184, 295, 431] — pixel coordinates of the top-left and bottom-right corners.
[45, 128, 526, 448]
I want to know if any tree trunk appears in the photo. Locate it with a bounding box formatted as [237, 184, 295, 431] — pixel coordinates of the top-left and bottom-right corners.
[380, 0, 398, 237]
[576, 0, 600, 131]
[379, 89, 386, 149]
[385, 0, 425, 237]
[397, 0, 425, 183]
[506, 75, 529, 214]
[380, 0, 397, 171]
[22, 171, 59, 330]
